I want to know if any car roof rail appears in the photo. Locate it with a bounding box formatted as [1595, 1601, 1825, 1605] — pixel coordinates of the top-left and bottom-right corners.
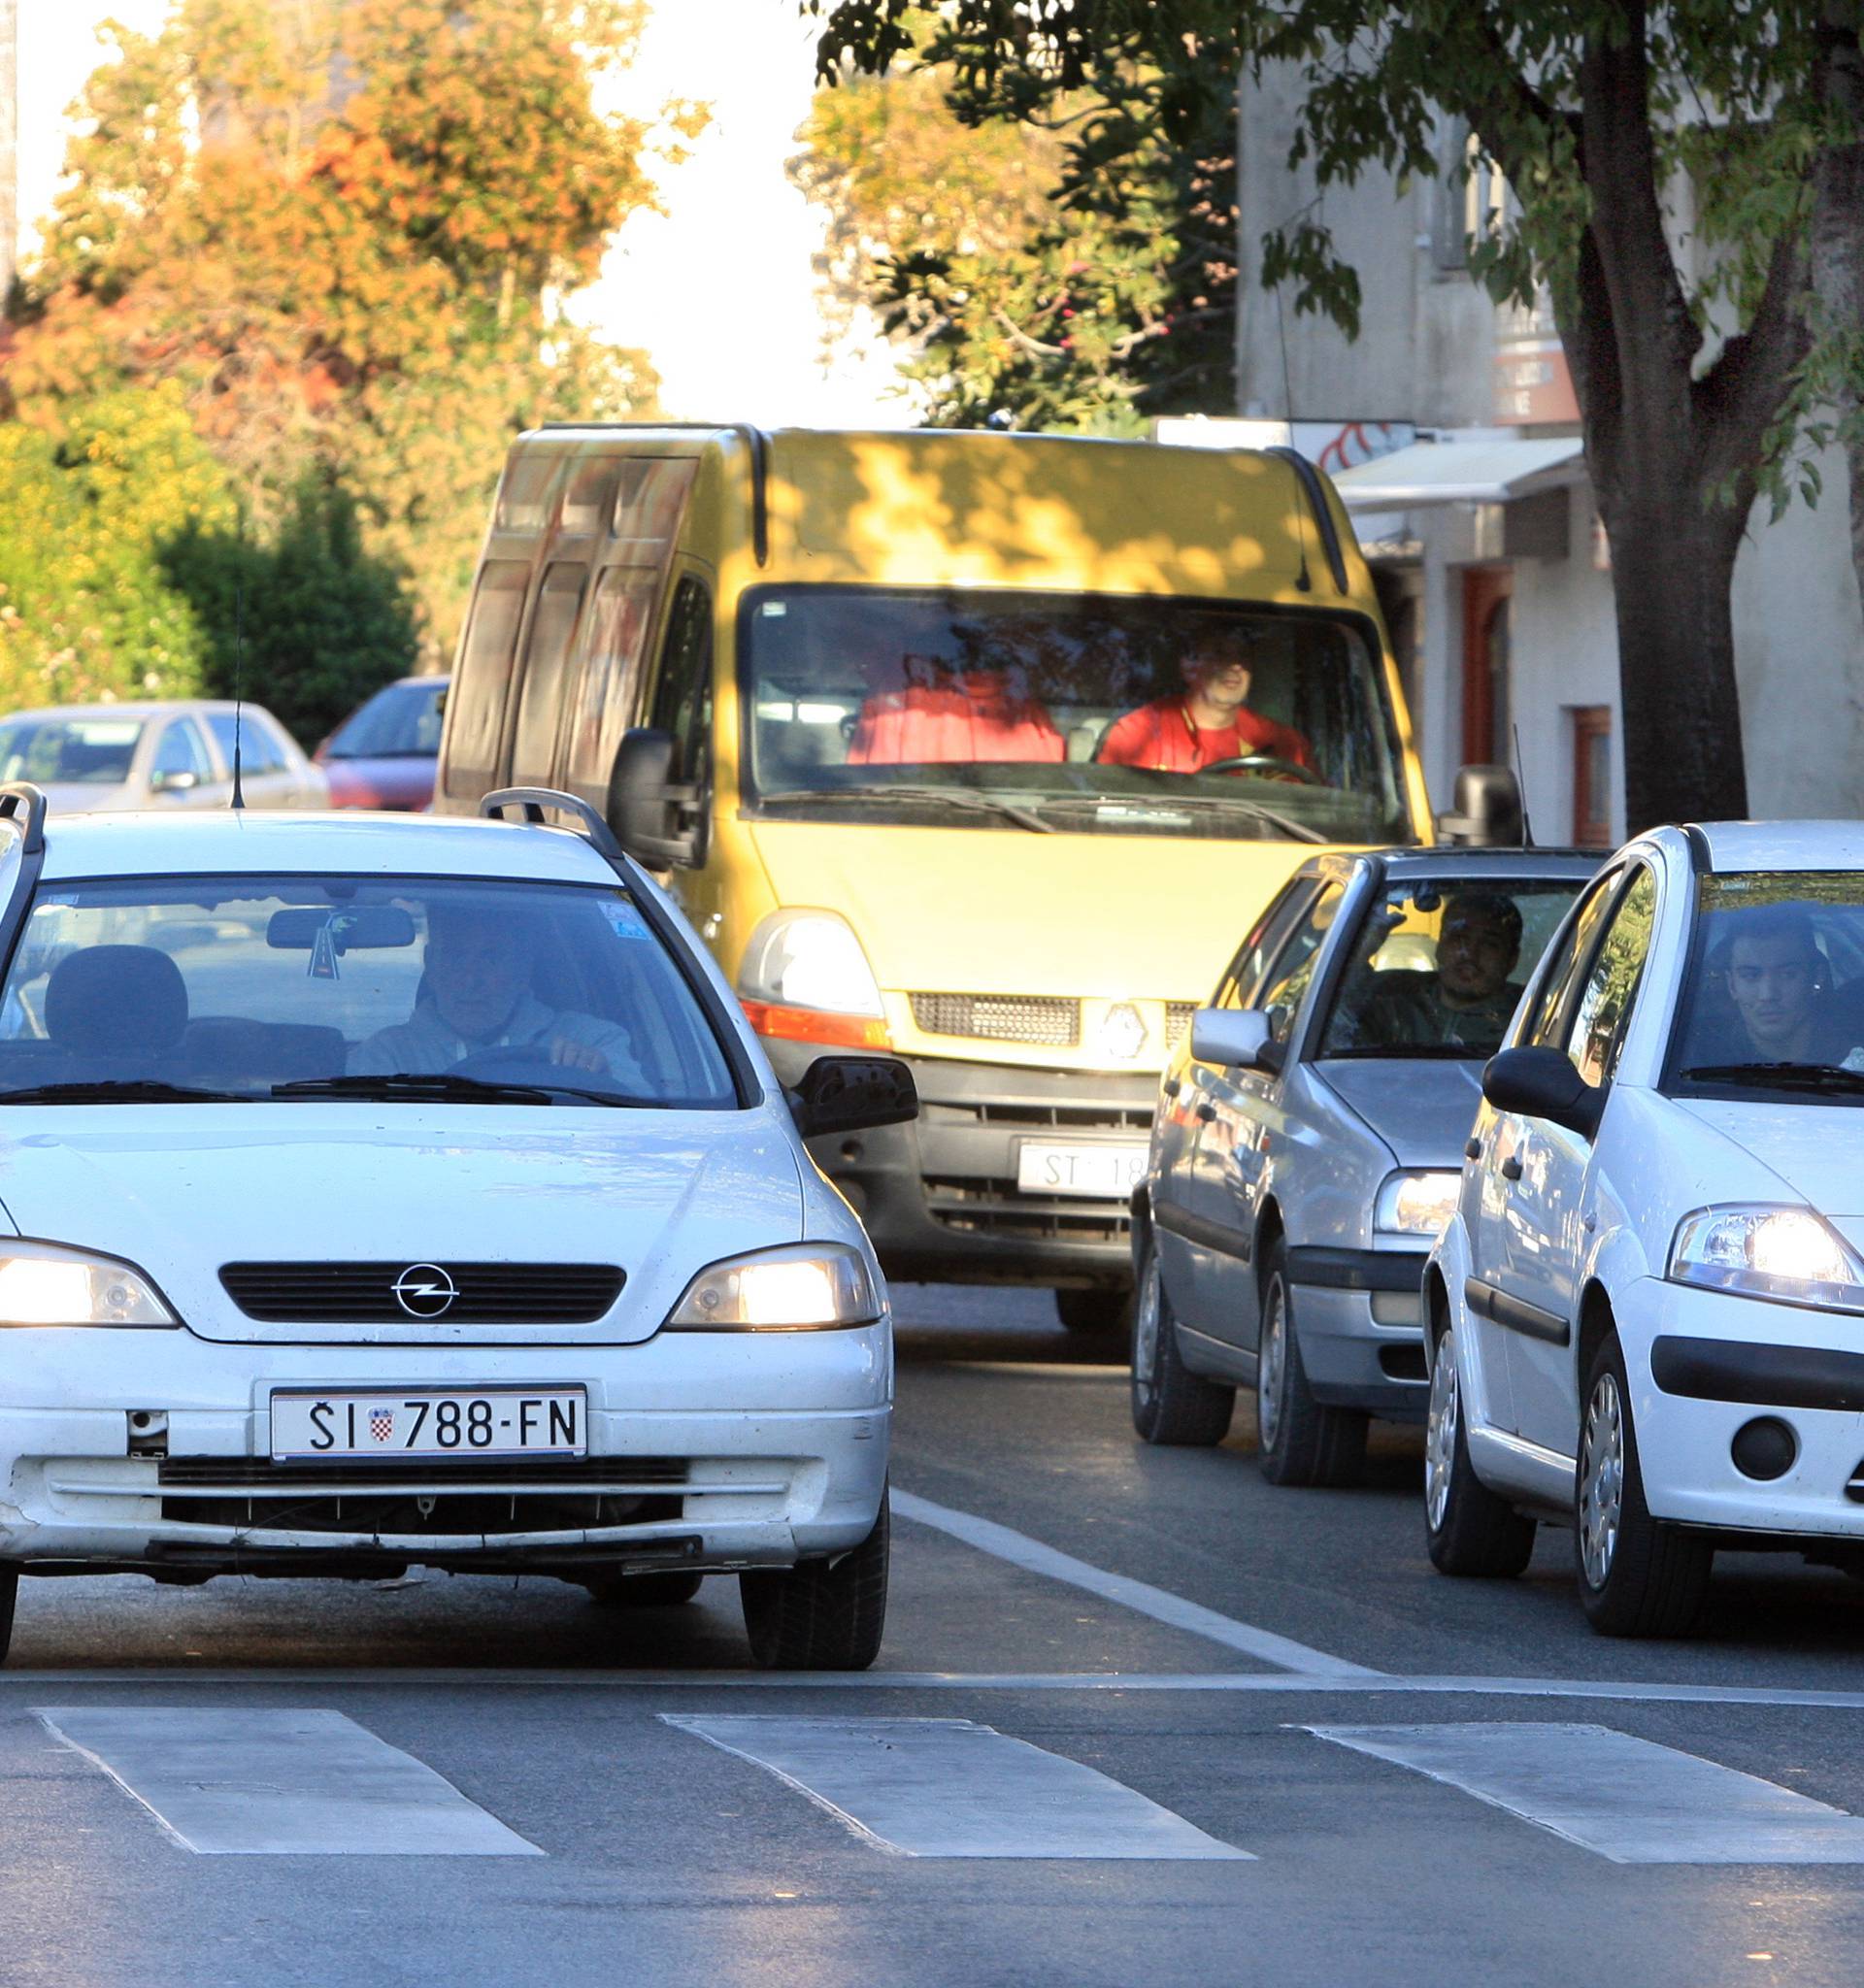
[0, 782, 49, 857]
[480, 786, 626, 864]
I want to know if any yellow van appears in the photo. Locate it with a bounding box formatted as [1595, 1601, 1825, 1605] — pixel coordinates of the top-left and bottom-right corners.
[433, 425, 1460, 1327]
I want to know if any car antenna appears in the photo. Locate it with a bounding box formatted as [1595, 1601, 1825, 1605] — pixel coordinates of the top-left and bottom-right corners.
[1511, 722, 1534, 847]
[230, 578, 247, 812]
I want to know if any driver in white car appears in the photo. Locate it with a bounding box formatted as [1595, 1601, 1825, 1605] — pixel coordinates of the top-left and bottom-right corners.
[350, 903, 642, 1080]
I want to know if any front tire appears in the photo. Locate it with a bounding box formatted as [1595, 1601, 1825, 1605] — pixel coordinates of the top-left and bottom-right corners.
[1576, 1331, 1712, 1637]
[1255, 1242, 1367, 1487]
[1130, 1237, 1234, 1445]
[740, 1490, 888, 1670]
[0, 1566, 15, 1665]
[1423, 1322, 1536, 1575]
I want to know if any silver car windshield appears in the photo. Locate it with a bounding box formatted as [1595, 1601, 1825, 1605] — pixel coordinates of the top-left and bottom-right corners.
[0, 717, 144, 786]
[0, 873, 737, 1109]
[1319, 878, 1584, 1059]
[1670, 871, 1864, 1097]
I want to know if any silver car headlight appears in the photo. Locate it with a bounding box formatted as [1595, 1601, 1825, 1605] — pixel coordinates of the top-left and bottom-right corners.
[1374, 1170, 1461, 1239]
[0, 1242, 176, 1327]
[1668, 1205, 1864, 1311]
[667, 1242, 882, 1331]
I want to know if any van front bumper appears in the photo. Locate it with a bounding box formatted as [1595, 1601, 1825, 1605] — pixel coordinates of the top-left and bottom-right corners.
[768, 1044, 1156, 1287]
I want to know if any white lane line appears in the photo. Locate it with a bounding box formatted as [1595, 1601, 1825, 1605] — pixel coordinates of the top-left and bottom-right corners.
[891, 1488, 1382, 1678]
[1310, 1722, 1864, 1864]
[36, 1707, 543, 1856]
[663, 1713, 1249, 1860]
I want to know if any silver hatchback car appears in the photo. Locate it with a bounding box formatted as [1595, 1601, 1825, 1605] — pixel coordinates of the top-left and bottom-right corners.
[1131, 846, 1597, 1483]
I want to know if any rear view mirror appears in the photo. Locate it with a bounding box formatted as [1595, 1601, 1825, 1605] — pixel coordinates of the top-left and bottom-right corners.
[789, 1056, 918, 1141]
[1481, 1045, 1604, 1139]
[1189, 1007, 1282, 1073]
[267, 906, 417, 951]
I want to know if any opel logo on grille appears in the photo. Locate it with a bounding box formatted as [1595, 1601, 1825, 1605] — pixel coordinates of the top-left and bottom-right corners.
[392, 1264, 457, 1319]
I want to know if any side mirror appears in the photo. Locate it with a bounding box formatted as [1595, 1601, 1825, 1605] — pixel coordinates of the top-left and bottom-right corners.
[788, 1055, 918, 1141]
[1437, 765, 1524, 847]
[1481, 1045, 1604, 1139]
[1189, 1007, 1283, 1074]
[150, 768, 198, 795]
[607, 727, 706, 869]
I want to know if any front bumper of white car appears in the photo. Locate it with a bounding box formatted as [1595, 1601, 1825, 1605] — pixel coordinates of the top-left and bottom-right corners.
[1620, 1276, 1864, 1541]
[0, 1325, 891, 1579]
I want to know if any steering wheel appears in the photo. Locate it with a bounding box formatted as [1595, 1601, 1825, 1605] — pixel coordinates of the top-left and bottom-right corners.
[1198, 753, 1324, 785]
[448, 1044, 557, 1082]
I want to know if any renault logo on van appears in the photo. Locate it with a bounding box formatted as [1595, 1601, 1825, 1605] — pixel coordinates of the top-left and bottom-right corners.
[1097, 1003, 1148, 1062]
[392, 1264, 458, 1319]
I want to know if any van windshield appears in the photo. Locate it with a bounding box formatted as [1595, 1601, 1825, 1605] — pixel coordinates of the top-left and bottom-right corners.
[741, 587, 1411, 845]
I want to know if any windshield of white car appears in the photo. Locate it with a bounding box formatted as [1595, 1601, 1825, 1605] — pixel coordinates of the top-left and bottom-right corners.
[0, 716, 144, 786]
[1668, 872, 1864, 1099]
[0, 873, 737, 1108]
[742, 586, 1411, 845]
[1317, 878, 1585, 1059]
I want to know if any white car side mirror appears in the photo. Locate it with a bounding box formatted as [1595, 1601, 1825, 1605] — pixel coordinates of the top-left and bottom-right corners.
[1190, 1007, 1275, 1072]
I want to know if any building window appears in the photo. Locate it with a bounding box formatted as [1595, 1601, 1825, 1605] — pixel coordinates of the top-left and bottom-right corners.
[1571, 707, 1613, 847]
[1461, 569, 1513, 766]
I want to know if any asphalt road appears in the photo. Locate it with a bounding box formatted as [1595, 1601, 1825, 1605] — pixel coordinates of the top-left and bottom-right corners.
[6, 1285, 1864, 1987]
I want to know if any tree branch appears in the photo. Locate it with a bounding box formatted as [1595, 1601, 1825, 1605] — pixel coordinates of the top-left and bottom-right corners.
[1694, 220, 1814, 502]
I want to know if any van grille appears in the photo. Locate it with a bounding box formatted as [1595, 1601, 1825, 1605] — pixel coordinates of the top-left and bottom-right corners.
[910, 993, 1081, 1047]
[1165, 1002, 1198, 1048]
[218, 1262, 623, 1325]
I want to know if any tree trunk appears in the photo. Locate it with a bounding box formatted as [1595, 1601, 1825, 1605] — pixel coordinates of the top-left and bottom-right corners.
[1595, 491, 1750, 829]
[1812, 1, 1864, 631]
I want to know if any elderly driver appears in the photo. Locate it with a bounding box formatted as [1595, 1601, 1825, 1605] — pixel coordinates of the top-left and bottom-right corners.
[352, 902, 641, 1082]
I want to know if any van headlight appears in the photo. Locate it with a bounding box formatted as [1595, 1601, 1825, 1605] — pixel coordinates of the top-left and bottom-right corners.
[1668, 1205, 1864, 1311]
[1374, 1170, 1460, 1238]
[667, 1243, 883, 1331]
[738, 910, 891, 1049]
[0, 1242, 176, 1327]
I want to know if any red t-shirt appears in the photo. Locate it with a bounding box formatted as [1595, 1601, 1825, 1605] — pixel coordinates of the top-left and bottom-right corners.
[1096, 699, 1314, 774]
[848, 672, 1063, 765]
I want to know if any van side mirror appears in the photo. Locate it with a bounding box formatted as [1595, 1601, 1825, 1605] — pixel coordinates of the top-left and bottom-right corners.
[1189, 1007, 1283, 1074]
[788, 1055, 918, 1140]
[607, 727, 706, 869]
[1437, 765, 1524, 847]
[1481, 1045, 1604, 1139]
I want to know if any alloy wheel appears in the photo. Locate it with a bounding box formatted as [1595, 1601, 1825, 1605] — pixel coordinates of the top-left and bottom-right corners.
[1579, 1369, 1625, 1588]
[1425, 1330, 1459, 1533]
[1257, 1276, 1287, 1451]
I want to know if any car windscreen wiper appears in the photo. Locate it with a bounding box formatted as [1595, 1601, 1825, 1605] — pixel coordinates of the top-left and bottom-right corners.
[1681, 1061, 1864, 1094]
[0, 1079, 255, 1105]
[760, 786, 1054, 833]
[271, 1073, 651, 1108]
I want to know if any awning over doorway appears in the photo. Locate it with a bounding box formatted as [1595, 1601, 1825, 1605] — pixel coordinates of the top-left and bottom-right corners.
[1332, 437, 1585, 511]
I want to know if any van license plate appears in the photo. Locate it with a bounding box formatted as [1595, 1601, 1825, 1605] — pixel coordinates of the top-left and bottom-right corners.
[270, 1387, 586, 1461]
[1015, 1142, 1148, 1200]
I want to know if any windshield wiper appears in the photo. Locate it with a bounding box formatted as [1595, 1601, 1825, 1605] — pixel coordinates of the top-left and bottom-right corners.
[761, 786, 1054, 833]
[1681, 1061, 1864, 1094]
[0, 1079, 253, 1105]
[271, 1073, 649, 1108]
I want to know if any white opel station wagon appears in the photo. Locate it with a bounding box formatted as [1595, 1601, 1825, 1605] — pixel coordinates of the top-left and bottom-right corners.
[0, 783, 910, 1669]
[1426, 821, 1864, 1637]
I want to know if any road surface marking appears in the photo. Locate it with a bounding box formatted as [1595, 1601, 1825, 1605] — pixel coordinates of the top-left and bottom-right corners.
[891, 1488, 1382, 1678]
[1309, 1721, 1864, 1863]
[663, 1712, 1249, 1859]
[36, 1707, 543, 1856]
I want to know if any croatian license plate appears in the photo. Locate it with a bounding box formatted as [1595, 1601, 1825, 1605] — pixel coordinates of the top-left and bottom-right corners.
[270, 1387, 586, 1462]
[1015, 1141, 1148, 1200]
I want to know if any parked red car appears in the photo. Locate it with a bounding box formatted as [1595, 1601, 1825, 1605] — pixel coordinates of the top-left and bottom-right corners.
[314, 675, 448, 811]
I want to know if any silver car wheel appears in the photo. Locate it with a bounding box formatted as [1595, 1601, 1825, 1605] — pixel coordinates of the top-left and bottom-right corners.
[1579, 1369, 1625, 1588]
[1133, 1254, 1162, 1406]
[1257, 1276, 1287, 1451]
[1425, 1329, 1459, 1533]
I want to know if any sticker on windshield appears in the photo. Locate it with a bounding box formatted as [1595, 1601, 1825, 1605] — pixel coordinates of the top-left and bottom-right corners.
[603, 900, 653, 941]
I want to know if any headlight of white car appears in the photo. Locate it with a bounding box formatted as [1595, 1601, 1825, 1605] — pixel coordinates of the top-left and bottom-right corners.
[1374, 1170, 1461, 1239]
[1667, 1205, 1864, 1311]
[0, 1242, 176, 1327]
[667, 1243, 882, 1331]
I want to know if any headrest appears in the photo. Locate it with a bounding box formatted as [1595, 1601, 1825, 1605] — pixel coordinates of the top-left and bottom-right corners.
[45, 945, 189, 1058]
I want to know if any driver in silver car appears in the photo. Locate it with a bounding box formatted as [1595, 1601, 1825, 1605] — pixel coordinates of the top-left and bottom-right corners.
[350, 904, 641, 1080]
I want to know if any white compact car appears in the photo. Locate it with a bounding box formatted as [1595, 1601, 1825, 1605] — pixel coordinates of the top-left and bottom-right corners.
[1425, 820, 1864, 1635]
[0, 702, 328, 812]
[0, 783, 910, 1669]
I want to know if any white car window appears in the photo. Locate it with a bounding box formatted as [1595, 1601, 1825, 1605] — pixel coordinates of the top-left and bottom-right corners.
[1522, 867, 1623, 1051]
[1565, 866, 1657, 1086]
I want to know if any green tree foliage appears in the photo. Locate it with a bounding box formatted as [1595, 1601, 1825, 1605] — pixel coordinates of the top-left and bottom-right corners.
[8, 0, 688, 651]
[797, 13, 1235, 430]
[161, 480, 421, 746]
[0, 383, 230, 711]
[807, 0, 1864, 832]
